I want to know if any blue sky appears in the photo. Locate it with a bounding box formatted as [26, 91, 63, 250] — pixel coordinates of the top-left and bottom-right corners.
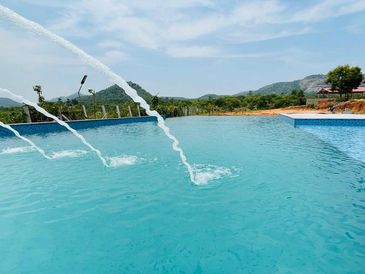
[0, 0, 365, 100]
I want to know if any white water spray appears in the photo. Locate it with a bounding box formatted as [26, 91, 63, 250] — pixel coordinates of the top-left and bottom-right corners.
[0, 121, 51, 159]
[0, 88, 108, 166]
[0, 5, 197, 183]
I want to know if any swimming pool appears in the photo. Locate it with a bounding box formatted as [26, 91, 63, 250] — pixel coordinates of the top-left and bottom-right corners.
[0, 116, 364, 273]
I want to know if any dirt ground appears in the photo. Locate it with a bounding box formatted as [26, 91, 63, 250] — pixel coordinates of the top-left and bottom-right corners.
[215, 106, 331, 116]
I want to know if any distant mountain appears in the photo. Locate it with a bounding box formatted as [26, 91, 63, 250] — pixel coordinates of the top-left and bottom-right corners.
[160, 96, 189, 101]
[50, 92, 85, 102]
[50, 81, 153, 104]
[235, 74, 328, 96]
[48, 74, 364, 103]
[198, 94, 222, 100]
[0, 98, 22, 107]
[235, 74, 327, 96]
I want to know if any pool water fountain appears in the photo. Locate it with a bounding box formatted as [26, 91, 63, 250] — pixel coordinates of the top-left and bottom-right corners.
[0, 109, 141, 164]
[0, 120, 51, 159]
[0, 4, 201, 184]
[0, 87, 109, 166]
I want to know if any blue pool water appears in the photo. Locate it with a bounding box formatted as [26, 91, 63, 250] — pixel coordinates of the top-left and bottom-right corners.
[300, 125, 365, 163]
[0, 116, 364, 273]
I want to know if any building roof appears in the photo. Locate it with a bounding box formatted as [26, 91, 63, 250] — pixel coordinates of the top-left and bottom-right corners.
[318, 87, 365, 94]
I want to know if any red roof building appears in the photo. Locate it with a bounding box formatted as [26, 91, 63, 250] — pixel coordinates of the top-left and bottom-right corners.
[318, 87, 365, 94]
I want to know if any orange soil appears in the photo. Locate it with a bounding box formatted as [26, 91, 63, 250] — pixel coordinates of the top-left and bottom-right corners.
[333, 99, 365, 114]
[214, 100, 365, 116]
[215, 106, 330, 116]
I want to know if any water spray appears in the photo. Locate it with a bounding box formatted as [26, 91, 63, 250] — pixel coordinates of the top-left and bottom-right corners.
[0, 88, 108, 166]
[0, 120, 51, 159]
[0, 5, 197, 183]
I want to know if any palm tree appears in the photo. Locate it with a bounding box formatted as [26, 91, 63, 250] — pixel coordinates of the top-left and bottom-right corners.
[33, 85, 45, 104]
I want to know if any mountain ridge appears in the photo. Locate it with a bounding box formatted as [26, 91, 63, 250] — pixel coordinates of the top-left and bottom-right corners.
[0, 98, 22, 107]
[7, 74, 363, 107]
[234, 74, 328, 96]
[46, 74, 330, 104]
[50, 81, 153, 104]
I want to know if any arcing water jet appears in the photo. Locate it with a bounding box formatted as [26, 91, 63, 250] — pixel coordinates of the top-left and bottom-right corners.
[0, 5, 197, 183]
[0, 88, 108, 166]
[0, 120, 51, 159]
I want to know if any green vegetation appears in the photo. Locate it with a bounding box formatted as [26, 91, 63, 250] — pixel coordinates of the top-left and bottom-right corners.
[155, 90, 306, 116]
[0, 66, 363, 124]
[0, 106, 25, 124]
[327, 65, 363, 99]
[0, 89, 306, 123]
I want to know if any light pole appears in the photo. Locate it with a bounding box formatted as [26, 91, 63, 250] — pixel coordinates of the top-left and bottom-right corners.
[88, 89, 96, 119]
[77, 75, 88, 98]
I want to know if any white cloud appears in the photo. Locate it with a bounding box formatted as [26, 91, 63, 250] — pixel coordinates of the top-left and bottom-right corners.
[98, 50, 127, 65]
[226, 27, 312, 44]
[0, 27, 78, 66]
[166, 46, 286, 59]
[289, 0, 365, 23]
[40, 0, 285, 53]
[232, 0, 284, 25]
[97, 40, 123, 49]
[4, 0, 365, 60]
[167, 46, 220, 58]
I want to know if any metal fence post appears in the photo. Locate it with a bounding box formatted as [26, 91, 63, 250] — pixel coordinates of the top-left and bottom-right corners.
[23, 105, 32, 123]
[116, 105, 121, 118]
[137, 104, 141, 117]
[101, 105, 107, 119]
[82, 105, 88, 118]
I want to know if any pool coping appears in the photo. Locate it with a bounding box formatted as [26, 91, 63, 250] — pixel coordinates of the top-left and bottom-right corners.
[280, 113, 365, 127]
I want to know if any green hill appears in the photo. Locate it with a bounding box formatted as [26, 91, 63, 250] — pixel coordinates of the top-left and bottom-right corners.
[234, 74, 327, 96]
[0, 98, 22, 107]
[53, 81, 153, 104]
[198, 94, 222, 100]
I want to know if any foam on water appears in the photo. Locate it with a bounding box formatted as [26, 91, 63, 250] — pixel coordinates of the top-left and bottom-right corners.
[0, 121, 51, 159]
[0, 5, 199, 184]
[193, 164, 232, 185]
[50, 150, 88, 159]
[0, 146, 35, 155]
[107, 155, 140, 167]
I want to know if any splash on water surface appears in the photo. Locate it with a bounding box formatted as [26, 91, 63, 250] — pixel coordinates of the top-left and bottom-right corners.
[0, 146, 35, 155]
[107, 155, 140, 167]
[192, 164, 233, 185]
[50, 150, 88, 159]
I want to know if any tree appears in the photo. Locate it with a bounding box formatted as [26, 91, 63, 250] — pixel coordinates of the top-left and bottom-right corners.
[33, 85, 45, 104]
[151, 95, 159, 109]
[326, 65, 363, 100]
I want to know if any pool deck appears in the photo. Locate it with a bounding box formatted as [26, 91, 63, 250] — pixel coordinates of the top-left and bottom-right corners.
[280, 113, 365, 127]
[0, 116, 158, 137]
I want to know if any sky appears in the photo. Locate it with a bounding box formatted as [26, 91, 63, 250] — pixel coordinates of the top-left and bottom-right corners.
[0, 0, 365, 100]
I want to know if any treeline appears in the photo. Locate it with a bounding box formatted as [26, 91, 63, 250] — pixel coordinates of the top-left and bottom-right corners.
[154, 90, 306, 116]
[0, 100, 149, 124]
[0, 90, 306, 123]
